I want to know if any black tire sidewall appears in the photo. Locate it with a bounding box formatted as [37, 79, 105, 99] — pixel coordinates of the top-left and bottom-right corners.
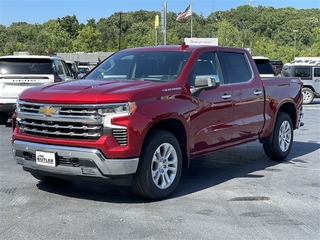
[135, 130, 182, 199]
[271, 112, 293, 160]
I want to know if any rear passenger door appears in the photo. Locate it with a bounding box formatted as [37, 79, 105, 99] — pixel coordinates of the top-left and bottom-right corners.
[218, 51, 265, 140]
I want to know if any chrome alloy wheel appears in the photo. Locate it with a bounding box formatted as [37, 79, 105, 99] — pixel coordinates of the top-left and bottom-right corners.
[151, 143, 178, 189]
[278, 120, 292, 152]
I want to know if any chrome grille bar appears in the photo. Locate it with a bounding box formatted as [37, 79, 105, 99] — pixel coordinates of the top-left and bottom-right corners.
[16, 100, 128, 144]
[20, 126, 101, 138]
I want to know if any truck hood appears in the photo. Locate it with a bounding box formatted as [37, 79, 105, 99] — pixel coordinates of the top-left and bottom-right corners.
[19, 79, 166, 103]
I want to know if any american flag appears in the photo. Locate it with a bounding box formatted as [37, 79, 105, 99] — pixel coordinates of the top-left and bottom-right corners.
[176, 4, 192, 21]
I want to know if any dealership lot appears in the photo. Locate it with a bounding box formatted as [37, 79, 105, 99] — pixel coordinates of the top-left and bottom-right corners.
[1, 101, 319, 240]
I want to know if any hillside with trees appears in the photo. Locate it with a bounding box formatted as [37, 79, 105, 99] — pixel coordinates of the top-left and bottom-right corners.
[0, 5, 319, 63]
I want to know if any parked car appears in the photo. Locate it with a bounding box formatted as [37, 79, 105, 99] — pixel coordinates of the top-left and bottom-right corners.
[77, 65, 91, 78]
[65, 60, 79, 79]
[270, 60, 283, 75]
[0, 55, 73, 124]
[282, 64, 320, 104]
[252, 56, 276, 77]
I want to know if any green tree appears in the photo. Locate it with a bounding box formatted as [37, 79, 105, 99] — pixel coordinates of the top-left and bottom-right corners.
[36, 20, 71, 54]
[216, 19, 241, 47]
[1, 6, 319, 62]
[0, 24, 8, 55]
[72, 25, 103, 52]
[57, 15, 80, 39]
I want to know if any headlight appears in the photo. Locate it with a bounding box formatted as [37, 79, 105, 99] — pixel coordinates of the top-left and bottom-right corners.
[98, 102, 136, 116]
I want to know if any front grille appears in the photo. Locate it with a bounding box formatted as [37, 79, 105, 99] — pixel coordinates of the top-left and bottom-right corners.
[17, 101, 129, 145]
[19, 103, 99, 116]
[19, 118, 102, 140]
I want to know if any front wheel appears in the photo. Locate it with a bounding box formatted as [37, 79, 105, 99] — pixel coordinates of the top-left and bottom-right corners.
[302, 87, 314, 104]
[132, 130, 182, 200]
[263, 112, 293, 161]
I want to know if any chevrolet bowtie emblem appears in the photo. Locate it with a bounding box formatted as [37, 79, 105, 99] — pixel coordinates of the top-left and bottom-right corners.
[39, 106, 58, 116]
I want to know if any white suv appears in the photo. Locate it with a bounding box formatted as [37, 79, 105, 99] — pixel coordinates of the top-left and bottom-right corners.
[77, 65, 91, 79]
[0, 55, 74, 124]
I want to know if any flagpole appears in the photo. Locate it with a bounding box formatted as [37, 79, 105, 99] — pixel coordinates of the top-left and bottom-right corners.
[190, 2, 193, 37]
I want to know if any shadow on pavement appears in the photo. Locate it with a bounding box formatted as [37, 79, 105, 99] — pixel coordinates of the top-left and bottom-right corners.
[35, 140, 319, 203]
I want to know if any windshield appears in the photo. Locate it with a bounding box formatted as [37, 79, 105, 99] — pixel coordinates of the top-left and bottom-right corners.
[85, 51, 191, 82]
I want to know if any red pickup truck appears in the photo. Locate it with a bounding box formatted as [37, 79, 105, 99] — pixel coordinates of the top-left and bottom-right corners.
[11, 44, 304, 200]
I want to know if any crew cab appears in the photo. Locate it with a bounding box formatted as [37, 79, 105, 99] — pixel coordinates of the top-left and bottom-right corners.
[11, 44, 304, 200]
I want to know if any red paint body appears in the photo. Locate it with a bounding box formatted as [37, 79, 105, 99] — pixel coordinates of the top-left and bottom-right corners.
[11, 45, 303, 169]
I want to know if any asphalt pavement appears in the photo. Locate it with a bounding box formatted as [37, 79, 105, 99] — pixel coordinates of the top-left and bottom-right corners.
[0, 100, 319, 240]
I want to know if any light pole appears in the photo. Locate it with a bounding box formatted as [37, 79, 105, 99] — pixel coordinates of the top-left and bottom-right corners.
[116, 12, 126, 51]
[293, 30, 298, 59]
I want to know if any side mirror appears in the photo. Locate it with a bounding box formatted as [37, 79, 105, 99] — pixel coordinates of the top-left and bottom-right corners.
[191, 74, 220, 96]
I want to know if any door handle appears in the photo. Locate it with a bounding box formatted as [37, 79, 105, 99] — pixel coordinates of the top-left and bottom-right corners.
[221, 94, 232, 99]
[254, 90, 263, 95]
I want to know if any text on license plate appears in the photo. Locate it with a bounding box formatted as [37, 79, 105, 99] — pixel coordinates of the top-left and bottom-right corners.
[36, 151, 56, 167]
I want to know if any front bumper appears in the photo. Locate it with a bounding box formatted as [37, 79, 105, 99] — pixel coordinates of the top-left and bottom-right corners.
[12, 140, 139, 185]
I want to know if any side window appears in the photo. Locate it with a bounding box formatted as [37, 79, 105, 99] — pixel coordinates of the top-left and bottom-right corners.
[295, 67, 310, 77]
[188, 52, 222, 86]
[55, 60, 64, 75]
[219, 52, 252, 84]
[61, 61, 73, 77]
[313, 68, 320, 77]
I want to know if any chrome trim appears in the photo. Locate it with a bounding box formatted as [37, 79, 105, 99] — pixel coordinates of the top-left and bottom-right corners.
[17, 113, 102, 123]
[12, 140, 139, 176]
[20, 126, 101, 138]
[17, 100, 131, 109]
[221, 94, 232, 99]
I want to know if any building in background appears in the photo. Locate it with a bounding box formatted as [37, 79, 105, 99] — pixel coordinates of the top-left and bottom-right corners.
[57, 52, 113, 68]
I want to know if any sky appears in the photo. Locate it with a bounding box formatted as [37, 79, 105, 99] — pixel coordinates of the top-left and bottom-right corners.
[0, 0, 319, 27]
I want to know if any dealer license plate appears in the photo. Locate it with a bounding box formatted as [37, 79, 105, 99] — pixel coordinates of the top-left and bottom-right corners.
[36, 151, 56, 167]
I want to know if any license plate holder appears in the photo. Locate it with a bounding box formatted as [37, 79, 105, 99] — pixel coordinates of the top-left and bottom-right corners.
[36, 151, 56, 167]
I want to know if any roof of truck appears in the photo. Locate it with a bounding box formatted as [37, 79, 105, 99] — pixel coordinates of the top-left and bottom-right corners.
[119, 44, 247, 53]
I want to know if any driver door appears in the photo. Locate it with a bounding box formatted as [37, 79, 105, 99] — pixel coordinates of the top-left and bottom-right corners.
[188, 51, 233, 157]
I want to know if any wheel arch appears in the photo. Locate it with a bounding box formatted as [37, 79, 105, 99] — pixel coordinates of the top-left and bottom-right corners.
[278, 102, 297, 128]
[144, 118, 189, 169]
[302, 85, 315, 93]
[260, 102, 297, 144]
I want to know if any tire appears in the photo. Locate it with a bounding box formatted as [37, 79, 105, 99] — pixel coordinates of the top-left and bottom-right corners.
[302, 87, 314, 104]
[263, 112, 293, 161]
[132, 130, 182, 200]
